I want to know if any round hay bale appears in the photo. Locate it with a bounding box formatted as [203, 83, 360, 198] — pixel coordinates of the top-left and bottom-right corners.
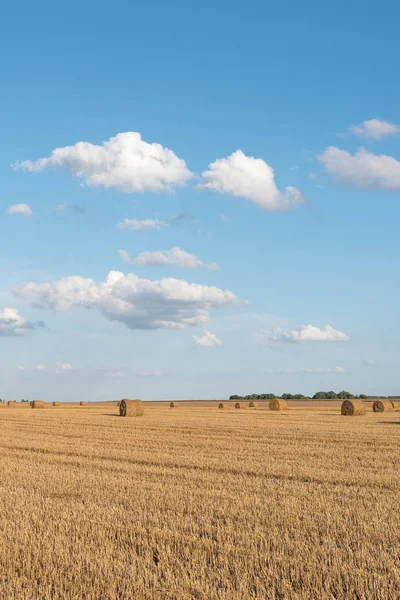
[372, 400, 393, 413]
[31, 400, 45, 409]
[170, 402, 178, 408]
[7, 401, 14, 407]
[235, 402, 244, 409]
[119, 398, 144, 417]
[52, 402, 61, 407]
[268, 399, 288, 411]
[218, 403, 227, 409]
[79, 401, 87, 406]
[390, 401, 399, 410]
[249, 401, 258, 408]
[341, 400, 366, 416]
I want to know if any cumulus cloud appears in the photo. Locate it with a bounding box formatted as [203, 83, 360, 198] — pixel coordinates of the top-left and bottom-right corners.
[272, 324, 350, 343]
[12, 132, 193, 194]
[13, 271, 239, 331]
[198, 150, 306, 211]
[193, 330, 223, 347]
[136, 368, 163, 377]
[55, 362, 75, 374]
[319, 146, 400, 190]
[117, 218, 166, 232]
[119, 247, 219, 271]
[55, 202, 85, 213]
[0, 307, 44, 337]
[6, 204, 33, 216]
[363, 359, 376, 367]
[283, 366, 346, 374]
[18, 364, 47, 373]
[350, 119, 400, 140]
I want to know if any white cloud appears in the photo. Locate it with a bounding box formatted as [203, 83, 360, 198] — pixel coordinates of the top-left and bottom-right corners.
[198, 150, 306, 211]
[12, 132, 193, 194]
[350, 119, 400, 140]
[219, 213, 229, 222]
[119, 247, 219, 271]
[193, 330, 223, 347]
[0, 307, 44, 336]
[55, 202, 84, 213]
[18, 363, 47, 373]
[319, 146, 400, 190]
[363, 359, 376, 367]
[136, 368, 163, 377]
[6, 204, 33, 217]
[283, 366, 346, 374]
[117, 218, 166, 231]
[272, 324, 350, 343]
[14, 271, 239, 331]
[55, 362, 75, 375]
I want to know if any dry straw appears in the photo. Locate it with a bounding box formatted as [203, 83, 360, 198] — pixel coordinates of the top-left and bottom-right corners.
[341, 400, 366, 416]
[170, 402, 179, 408]
[372, 400, 393, 413]
[390, 401, 399, 410]
[269, 399, 288, 411]
[53, 402, 61, 407]
[31, 401, 45, 409]
[249, 401, 258, 408]
[218, 403, 227, 409]
[119, 399, 144, 417]
[235, 402, 244, 409]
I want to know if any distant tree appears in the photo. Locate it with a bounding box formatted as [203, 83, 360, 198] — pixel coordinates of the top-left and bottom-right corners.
[359, 394, 367, 399]
[281, 393, 293, 400]
[313, 391, 328, 399]
[337, 390, 353, 399]
[229, 395, 241, 400]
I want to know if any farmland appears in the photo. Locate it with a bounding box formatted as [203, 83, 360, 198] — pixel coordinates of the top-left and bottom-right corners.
[0, 402, 399, 599]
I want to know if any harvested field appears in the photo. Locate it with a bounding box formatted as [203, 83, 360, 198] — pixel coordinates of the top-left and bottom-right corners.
[0, 403, 399, 599]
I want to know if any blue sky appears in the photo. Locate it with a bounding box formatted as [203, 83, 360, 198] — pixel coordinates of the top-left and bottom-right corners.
[1, 0, 400, 401]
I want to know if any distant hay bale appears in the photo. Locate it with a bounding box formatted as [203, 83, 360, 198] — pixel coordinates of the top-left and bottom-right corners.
[119, 398, 144, 417]
[31, 400, 45, 409]
[390, 401, 399, 410]
[7, 401, 14, 407]
[170, 402, 179, 408]
[53, 402, 61, 407]
[218, 403, 227, 409]
[269, 399, 288, 411]
[372, 400, 393, 413]
[341, 400, 366, 416]
[79, 401, 87, 406]
[249, 401, 258, 408]
[235, 402, 244, 409]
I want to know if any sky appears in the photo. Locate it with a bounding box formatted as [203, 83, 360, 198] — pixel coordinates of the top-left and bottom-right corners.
[1, 0, 400, 401]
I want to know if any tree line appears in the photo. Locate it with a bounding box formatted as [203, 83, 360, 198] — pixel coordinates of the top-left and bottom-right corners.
[229, 391, 400, 400]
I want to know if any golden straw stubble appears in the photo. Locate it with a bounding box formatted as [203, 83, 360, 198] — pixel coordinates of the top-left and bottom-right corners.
[341, 400, 366, 416]
[373, 400, 393, 413]
[268, 399, 288, 411]
[119, 399, 144, 417]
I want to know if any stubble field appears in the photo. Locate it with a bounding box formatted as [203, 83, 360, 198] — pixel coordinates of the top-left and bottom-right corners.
[0, 402, 399, 599]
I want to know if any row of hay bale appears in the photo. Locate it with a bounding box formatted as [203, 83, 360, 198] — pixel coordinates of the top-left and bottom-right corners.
[30, 401, 86, 408]
[218, 400, 288, 410]
[341, 399, 399, 416]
